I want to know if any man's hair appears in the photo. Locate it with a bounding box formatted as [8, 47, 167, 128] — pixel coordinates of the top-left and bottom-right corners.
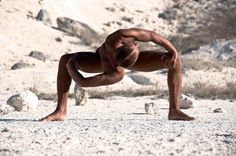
[115, 44, 138, 68]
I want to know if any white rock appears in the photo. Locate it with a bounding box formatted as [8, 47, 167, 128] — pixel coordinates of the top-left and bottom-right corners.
[180, 94, 195, 109]
[0, 104, 14, 115]
[144, 102, 158, 115]
[74, 84, 89, 106]
[6, 90, 38, 111]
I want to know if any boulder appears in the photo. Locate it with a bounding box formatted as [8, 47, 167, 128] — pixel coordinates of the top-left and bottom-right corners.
[56, 17, 100, 46]
[36, 9, 52, 26]
[183, 39, 236, 61]
[128, 74, 152, 85]
[180, 94, 194, 109]
[74, 84, 89, 106]
[7, 90, 38, 111]
[158, 8, 177, 21]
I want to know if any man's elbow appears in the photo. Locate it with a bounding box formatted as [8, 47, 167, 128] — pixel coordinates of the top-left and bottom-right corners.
[106, 72, 124, 85]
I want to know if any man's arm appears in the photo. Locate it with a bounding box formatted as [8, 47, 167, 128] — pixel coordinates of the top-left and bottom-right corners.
[66, 57, 124, 87]
[116, 28, 178, 68]
[118, 28, 177, 54]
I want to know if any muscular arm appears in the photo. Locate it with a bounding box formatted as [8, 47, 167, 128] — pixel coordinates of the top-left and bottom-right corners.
[117, 28, 177, 54]
[106, 28, 178, 68]
[66, 57, 124, 87]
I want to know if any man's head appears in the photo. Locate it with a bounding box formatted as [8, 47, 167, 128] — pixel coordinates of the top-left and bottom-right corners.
[115, 42, 139, 68]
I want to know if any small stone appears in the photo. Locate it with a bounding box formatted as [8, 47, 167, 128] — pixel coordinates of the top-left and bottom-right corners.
[129, 74, 152, 85]
[144, 102, 158, 115]
[2, 127, 9, 132]
[36, 9, 52, 26]
[168, 139, 175, 142]
[0, 104, 14, 115]
[55, 37, 62, 42]
[121, 16, 134, 23]
[213, 108, 224, 113]
[7, 90, 38, 111]
[180, 94, 194, 109]
[11, 61, 33, 70]
[29, 51, 47, 62]
[74, 84, 89, 106]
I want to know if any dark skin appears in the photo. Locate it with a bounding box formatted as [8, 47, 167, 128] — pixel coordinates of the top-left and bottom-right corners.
[41, 28, 195, 121]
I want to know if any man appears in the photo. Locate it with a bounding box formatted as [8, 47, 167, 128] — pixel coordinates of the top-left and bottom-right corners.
[41, 28, 194, 121]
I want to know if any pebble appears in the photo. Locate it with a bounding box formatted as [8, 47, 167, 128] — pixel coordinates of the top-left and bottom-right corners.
[29, 51, 47, 62]
[144, 102, 158, 115]
[36, 9, 52, 26]
[180, 94, 194, 109]
[0, 104, 14, 115]
[74, 84, 89, 106]
[11, 61, 33, 70]
[213, 108, 224, 113]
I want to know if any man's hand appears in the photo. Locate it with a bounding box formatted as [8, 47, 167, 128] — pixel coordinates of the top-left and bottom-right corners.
[161, 52, 178, 69]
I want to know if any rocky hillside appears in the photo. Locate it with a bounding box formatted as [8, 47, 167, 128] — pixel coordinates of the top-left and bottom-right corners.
[0, 0, 236, 99]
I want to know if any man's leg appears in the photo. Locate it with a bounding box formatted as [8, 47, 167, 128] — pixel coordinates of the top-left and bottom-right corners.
[129, 51, 194, 120]
[41, 53, 74, 121]
[167, 57, 194, 120]
[41, 52, 102, 121]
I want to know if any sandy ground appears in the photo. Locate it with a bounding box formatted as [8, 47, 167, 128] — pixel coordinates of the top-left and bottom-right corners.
[0, 96, 235, 156]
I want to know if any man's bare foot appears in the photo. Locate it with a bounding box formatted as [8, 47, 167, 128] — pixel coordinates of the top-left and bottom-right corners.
[40, 111, 67, 121]
[168, 110, 195, 121]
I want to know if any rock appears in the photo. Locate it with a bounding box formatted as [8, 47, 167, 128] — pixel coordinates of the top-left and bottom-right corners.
[0, 104, 14, 115]
[29, 51, 47, 62]
[180, 94, 194, 109]
[1, 127, 9, 132]
[6, 90, 38, 111]
[158, 8, 177, 21]
[11, 61, 33, 70]
[128, 74, 152, 85]
[105, 7, 116, 12]
[74, 84, 89, 106]
[36, 9, 52, 26]
[56, 17, 100, 46]
[213, 108, 224, 113]
[55, 37, 62, 42]
[121, 16, 134, 23]
[144, 102, 158, 115]
[183, 39, 236, 61]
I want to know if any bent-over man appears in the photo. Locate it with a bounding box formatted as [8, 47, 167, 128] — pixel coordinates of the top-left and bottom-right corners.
[41, 28, 195, 121]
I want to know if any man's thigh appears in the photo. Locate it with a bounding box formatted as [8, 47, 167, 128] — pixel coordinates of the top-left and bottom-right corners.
[128, 51, 167, 72]
[74, 52, 103, 73]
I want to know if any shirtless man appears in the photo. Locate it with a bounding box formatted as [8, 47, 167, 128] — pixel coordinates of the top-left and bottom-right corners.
[41, 28, 194, 121]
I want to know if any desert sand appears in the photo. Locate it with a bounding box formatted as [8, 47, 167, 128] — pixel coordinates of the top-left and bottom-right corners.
[0, 97, 235, 155]
[0, 0, 236, 156]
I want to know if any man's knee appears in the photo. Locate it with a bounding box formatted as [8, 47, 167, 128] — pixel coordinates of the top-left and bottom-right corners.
[59, 54, 73, 65]
[175, 56, 182, 69]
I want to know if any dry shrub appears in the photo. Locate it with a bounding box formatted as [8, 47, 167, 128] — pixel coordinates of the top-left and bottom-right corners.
[88, 88, 168, 99]
[182, 58, 226, 71]
[171, 7, 236, 54]
[183, 82, 236, 99]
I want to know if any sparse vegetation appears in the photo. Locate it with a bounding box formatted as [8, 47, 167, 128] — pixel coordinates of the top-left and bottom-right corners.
[171, 7, 236, 54]
[182, 58, 224, 71]
[183, 82, 236, 100]
[87, 88, 168, 99]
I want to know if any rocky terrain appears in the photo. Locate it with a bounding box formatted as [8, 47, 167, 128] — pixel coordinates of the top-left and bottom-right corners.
[0, 0, 235, 155]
